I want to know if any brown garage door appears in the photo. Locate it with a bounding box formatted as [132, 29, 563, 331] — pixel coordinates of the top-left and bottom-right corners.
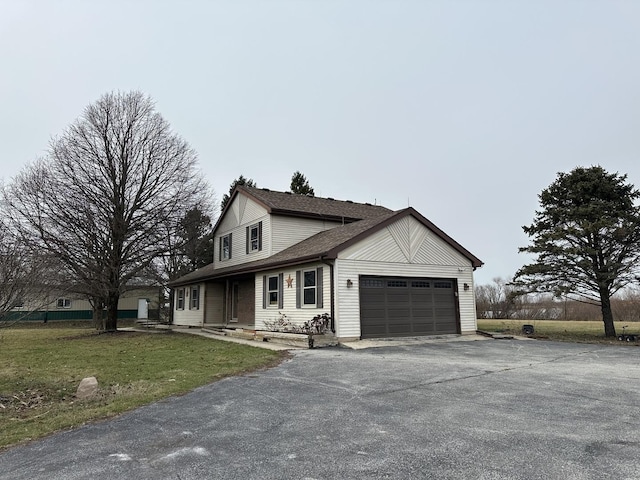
[359, 276, 459, 338]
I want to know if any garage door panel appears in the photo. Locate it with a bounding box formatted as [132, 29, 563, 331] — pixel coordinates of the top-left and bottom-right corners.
[361, 324, 388, 336]
[412, 308, 434, 317]
[412, 322, 435, 334]
[388, 308, 410, 317]
[387, 294, 410, 302]
[388, 323, 412, 334]
[360, 275, 458, 339]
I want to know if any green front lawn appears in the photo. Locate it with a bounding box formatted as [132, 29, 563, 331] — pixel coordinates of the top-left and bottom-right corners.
[477, 319, 640, 344]
[0, 324, 283, 449]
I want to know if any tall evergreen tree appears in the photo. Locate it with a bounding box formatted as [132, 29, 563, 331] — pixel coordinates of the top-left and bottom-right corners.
[220, 175, 256, 211]
[290, 171, 315, 196]
[514, 166, 640, 337]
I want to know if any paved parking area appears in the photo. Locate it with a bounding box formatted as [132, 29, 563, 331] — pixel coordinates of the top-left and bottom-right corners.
[2, 339, 640, 479]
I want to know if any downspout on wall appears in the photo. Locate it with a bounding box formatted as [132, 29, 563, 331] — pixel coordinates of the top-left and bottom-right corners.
[320, 256, 336, 334]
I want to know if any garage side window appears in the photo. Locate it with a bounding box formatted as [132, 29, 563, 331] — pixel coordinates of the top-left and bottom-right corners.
[296, 267, 323, 308]
[262, 274, 283, 309]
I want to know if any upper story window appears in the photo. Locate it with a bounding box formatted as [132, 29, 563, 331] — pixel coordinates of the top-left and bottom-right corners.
[219, 233, 232, 261]
[246, 221, 262, 253]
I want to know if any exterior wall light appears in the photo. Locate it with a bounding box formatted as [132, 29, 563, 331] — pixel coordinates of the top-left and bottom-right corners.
[346, 279, 353, 288]
[463, 283, 470, 291]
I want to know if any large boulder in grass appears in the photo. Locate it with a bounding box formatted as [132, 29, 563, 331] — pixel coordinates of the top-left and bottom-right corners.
[76, 376, 99, 400]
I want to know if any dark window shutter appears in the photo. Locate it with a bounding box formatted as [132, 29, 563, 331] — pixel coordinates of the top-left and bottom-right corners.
[278, 273, 284, 309]
[246, 226, 250, 254]
[316, 267, 323, 308]
[218, 238, 222, 261]
[258, 221, 263, 251]
[296, 270, 301, 308]
[262, 275, 267, 309]
[228, 233, 232, 259]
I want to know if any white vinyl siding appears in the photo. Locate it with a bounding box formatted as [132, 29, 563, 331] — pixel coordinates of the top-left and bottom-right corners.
[214, 219, 271, 269]
[254, 264, 330, 331]
[339, 216, 471, 267]
[332, 215, 477, 339]
[173, 283, 205, 327]
[334, 259, 476, 339]
[214, 196, 271, 269]
[270, 215, 342, 254]
[218, 195, 266, 232]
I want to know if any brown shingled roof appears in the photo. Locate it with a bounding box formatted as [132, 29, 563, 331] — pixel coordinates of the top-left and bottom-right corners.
[232, 186, 392, 223]
[170, 208, 483, 286]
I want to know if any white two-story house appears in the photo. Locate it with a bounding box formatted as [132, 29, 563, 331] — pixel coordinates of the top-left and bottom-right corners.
[169, 186, 483, 341]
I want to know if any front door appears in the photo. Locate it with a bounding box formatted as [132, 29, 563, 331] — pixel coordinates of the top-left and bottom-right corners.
[230, 282, 239, 323]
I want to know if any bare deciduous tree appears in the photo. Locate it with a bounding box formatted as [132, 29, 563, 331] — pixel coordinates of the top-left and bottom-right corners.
[0, 215, 56, 327]
[475, 277, 521, 319]
[4, 91, 210, 331]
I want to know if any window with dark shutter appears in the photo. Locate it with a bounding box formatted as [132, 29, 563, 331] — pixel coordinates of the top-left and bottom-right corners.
[267, 275, 279, 306]
[247, 222, 262, 253]
[296, 267, 323, 308]
[220, 234, 232, 260]
[316, 267, 323, 308]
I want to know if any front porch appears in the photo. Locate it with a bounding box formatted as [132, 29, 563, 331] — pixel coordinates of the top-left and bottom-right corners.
[203, 275, 255, 329]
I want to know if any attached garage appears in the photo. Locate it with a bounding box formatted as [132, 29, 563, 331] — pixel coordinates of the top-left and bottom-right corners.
[359, 275, 459, 338]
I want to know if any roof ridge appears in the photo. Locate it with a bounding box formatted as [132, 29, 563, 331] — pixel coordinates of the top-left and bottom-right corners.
[238, 185, 384, 209]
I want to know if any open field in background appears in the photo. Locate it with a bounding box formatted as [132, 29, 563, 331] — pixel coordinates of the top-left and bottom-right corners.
[0, 323, 284, 449]
[477, 319, 640, 344]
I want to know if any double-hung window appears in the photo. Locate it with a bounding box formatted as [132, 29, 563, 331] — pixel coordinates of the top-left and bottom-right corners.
[303, 270, 316, 305]
[190, 286, 200, 310]
[268, 276, 279, 306]
[246, 221, 262, 253]
[219, 233, 232, 261]
[176, 288, 185, 310]
[262, 273, 283, 309]
[296, 267, 323, 308]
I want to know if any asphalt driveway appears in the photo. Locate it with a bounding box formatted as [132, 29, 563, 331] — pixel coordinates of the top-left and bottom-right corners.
[2, 338, 640, 480]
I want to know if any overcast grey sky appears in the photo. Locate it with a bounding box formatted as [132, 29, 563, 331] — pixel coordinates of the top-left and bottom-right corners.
[2, 0, 640, 285]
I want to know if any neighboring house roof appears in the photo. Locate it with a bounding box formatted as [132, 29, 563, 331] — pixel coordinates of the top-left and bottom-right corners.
[170, 207, 483, 287]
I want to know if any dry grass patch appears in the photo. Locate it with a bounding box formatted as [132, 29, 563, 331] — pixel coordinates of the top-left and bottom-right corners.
[0, 324, 284, 449]
[477, 319, 640, 344]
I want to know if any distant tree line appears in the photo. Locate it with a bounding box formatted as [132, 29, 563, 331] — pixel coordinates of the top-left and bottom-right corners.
[476, 277, 640, 323]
